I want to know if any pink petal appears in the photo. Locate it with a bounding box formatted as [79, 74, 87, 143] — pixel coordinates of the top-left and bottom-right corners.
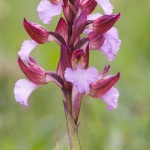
[95, 0, 114, 14]
[87, 13, 102, 20]
[99, 27, 121, 61]
[18, 40, 38, 62]
[37, 0, 62, 24]
[14, 79, 39, 106]
[100, 87, 119, 111]
[65, 67, 98, 93]
[84, 13, 102, 34]
[84, 28, 92, 34]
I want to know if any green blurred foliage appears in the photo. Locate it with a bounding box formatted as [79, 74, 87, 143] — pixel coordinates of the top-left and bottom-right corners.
[0, 0, 150, 149]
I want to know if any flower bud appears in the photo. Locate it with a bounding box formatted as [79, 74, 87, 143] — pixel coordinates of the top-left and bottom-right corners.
[23, 18, 49, 44]
[80, 0, 97, 14]
[93, 13, 120, 35]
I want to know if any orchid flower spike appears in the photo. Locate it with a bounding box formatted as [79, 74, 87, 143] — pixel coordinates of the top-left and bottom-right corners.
[14, 0, 121, 130]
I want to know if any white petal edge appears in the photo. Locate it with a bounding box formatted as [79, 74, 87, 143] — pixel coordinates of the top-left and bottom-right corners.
[99, 27, 121, 61]
[95, 0, 114, 14]
[18, 40, 38, 62]
[37, 0, 62, 24]
[14, 79, 39, 106]
[100, 87, 119, 111]
[65, 67, 98, 93]
[87, 13, 102, 20]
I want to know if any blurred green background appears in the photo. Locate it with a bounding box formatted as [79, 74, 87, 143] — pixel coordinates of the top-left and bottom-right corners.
[0, 0, 150, 149]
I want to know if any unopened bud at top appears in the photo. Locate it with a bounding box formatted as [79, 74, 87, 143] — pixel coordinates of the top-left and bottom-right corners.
[23, 18, 49, 44]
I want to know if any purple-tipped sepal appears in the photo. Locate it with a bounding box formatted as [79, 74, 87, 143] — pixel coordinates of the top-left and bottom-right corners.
[23, 18, 49, 44]
[80, 0, 97, 15]
[88, 65, 120, 110]
[18, 57, 48, 84]
[93, 13, 120, 35]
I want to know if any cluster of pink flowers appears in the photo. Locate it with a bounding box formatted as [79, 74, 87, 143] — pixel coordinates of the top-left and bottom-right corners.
[14, 0, 121, 122]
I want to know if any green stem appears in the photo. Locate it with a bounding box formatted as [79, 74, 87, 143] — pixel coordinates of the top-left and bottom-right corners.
[64, 102, 81, 150]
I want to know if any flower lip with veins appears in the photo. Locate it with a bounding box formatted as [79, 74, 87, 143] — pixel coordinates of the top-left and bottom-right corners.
[65, 67, 98, 93]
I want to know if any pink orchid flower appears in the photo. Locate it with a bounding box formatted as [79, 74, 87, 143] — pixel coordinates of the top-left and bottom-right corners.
[15, 0, 121, 148]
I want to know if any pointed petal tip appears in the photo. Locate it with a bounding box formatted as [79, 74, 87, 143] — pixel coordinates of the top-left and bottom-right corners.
[116, 12, 120, 20]
[23, 18, 26, 22]
[117, 12, 121, 18]
[23, 18, 31, 28]
[107, 64, 110, 69]
[23, 18, 29, 28]
[116, 72, 121, 79]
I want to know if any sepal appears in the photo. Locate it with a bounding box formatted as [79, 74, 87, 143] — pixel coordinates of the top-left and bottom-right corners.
[80, 0, 97, 14]
[89, 70, 120, 97]
[63, 5, 72, 23]
[23, 18, 49, 44]
[88, 31, 105, 49]
[55, 17, 68, 43]
[18, 57, 47, 84]
[70, 10, 87, 46]
[56, 44, 71, 90]
[93, 13, 120, 35]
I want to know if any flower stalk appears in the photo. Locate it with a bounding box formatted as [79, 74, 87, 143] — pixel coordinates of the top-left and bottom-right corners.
[64, 101, 81, 150]
[14, 0, 121, 149]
